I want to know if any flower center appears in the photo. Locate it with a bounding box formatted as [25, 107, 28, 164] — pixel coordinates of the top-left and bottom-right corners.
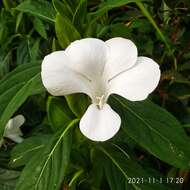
[96, 95, 105, 109]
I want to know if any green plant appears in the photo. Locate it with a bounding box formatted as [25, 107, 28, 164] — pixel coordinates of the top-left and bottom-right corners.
[0, 0, 190, 189]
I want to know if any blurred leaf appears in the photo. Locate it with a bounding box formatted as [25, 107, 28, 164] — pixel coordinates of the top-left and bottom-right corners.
[16, 0, 56, 22]
[16, 119, 78, 190]
[136, 2, 171, 52]
[0, 52, 10, 79]
[33, 17, 47, 39]
[89, 0, 142, 22]
[55, 14, 81, 48]
[72, 0, 87, 32]
[104, 157, 128, 190]
[15, 12, 23, 32]
[30, 39, 40, 61]
[53, 0, 73, 19]
[16, 40, 29, 65]
[0, 168, 20, 190]
[110, 95, 190, 169]
[179, 62, 190, 71]
[164, 97, 190, 124]
[168, 83, 190, 99]
[2, 0, 12, 11]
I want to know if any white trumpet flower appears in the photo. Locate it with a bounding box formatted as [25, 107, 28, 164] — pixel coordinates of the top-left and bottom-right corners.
[41, 37, 160, 141]
[2, 115, 25, 144]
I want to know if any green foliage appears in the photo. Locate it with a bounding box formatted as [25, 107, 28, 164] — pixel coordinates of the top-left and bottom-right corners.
[65, 94, 90, 118]
[55, 14, 81, 48]
[0, 0, 190, 189]
[100, 144, 171, 190]
[0, 63, 44, 138]
[47, 96, 74, 131]
[10, 135, 49, 168]
[110, 96, 190, 169]
[16, 119, 77, 190]
[15, 0, 56, 22]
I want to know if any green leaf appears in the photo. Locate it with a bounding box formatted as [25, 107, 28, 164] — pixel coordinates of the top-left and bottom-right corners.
[2, 0, 12, 11]
[89, 0, 142, 22]
[104, 160, 129, 190]
[15, 12, 23, 32]
[110, 95, 190, 169]
[72, 0, 87, 32]
[16, 119, 79, 190]
[10, 135, 50, 168]
[0, 168, 20, 190]
[65, 94, 90, 118]
[100, 144, 170, 190]
[47, 96, 74, 131]
[33, 18, 47, 39]
[53, 0, 73, 20]
[55, 14, 81, 48]
[16, 0, 56, 22]
[0, 63, 44, 138]
[135, 2, 177, 69]
[30, 39, 40, 61]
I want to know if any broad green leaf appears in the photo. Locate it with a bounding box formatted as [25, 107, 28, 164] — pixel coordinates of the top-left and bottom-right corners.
[100, 144, 171, 190]
[33, 18, 47, 39]
[55, 14, 81, 48]
[47, 96, 74, 131]
[110, 95, 190, 169]
[10, 135, 50, 168]
[89, 149, 108, 189]
[16, 119, 78, 190]
[0, 63, 44, 138]
[65, 94, 90, 118]
[16, 0, 56, 22]
[104, 156, 128, 190]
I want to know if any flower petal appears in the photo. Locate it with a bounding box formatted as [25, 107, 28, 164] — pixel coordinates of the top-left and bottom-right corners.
[12, 115, 25, 130]
[4, 115, 25, 143]
[4, 115, 24, 136]
[109, 56, 160, 101]
[5, 135, 23, 143]
[79, 104, 121, 141]
[41, 51, 91, 97]
[105, 37, 137, 79]
[65, 38, 107, 79]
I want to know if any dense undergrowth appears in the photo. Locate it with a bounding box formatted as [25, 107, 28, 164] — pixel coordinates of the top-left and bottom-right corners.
[0, 0, 190, 189]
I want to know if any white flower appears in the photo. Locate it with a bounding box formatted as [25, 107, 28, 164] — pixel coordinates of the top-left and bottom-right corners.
[41, 37, 160, 141]
[3, 115, 25, 144]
